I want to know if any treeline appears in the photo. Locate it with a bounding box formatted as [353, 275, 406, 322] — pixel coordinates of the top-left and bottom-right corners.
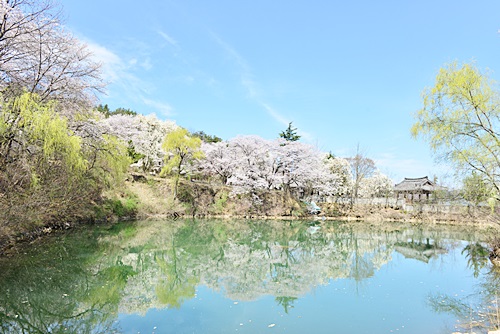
[0, 1, 133, 244]
[103, 114, 394, 202]
[7, 0, 500, 249]
[0, 0, 393, 244]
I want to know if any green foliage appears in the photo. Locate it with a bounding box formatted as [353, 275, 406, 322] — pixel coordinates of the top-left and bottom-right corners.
[412, 62, 500, 195]
[0, 225, 122, 332]
[103, 196, 139, 218]
[487, 197, 497, 214]
[86, 264, 136, 307]
[96, 103, 110, 115]
[276, 296, 297, 314]
[0, 92, 132, 234]
[161, 128, 204, 175]
[2, 93, 86, 176]
[161, 127, 204, 198]
[114, 107, 137, 116]
[191, 130, 222, 143]
[96, 104, 137, 118]
[462, 172, 492, 206]
[86, 134, 130, 189]
[155, 277, 198, 308]
[177, 184, 195, 204]
[127, 140, 145, 163]
[461, 242, 490, 278]
[279, 122, 301, 141]
[213, 191, 229, 213]
[1, 219, 497, 332]
[326, 151, 335, 159]
[175, 181, 217, 217]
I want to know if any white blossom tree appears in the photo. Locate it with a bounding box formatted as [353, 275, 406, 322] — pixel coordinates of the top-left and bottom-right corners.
[198, 135, 350, 200]
[358, 172, 393, 199]
[198, 141, 239, 184]
[226, 135, 275, 193]
[323, 156, 353, 199]
[0, 0, 103, 115]
[100, 113, 177, 171]
[277, 140, 337, 199]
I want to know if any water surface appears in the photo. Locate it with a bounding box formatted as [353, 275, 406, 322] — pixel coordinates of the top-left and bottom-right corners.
[0, 219, 498, 333]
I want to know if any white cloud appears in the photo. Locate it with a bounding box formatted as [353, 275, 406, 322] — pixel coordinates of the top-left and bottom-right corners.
[84, 39, 173, 116]
[262, 103, 313, 141]
[210, 32, 258, 98]
[261, 103, 288, 126]
[86, 41, 124, 82]
[210, 32, 314, 141]
[158, 30, 178, 47]
[141, 97, 173, 117]
[141, 57, 153, 70]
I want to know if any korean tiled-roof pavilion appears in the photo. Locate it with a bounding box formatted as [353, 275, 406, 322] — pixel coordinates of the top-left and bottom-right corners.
[394, 176, 438, 202]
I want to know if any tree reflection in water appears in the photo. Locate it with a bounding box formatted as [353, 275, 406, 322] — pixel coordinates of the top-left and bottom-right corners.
[429, 243, 500, 333]
[0, 219, 497, 333]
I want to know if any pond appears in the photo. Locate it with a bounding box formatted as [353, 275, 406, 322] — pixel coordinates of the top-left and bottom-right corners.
[0, 219, 498, 334]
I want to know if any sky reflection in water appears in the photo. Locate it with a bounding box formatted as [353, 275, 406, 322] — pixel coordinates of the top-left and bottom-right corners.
[0, 219, 497, 333]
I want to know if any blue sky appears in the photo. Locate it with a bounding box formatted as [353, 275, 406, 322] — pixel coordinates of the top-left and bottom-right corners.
[59, 0, 500, 184]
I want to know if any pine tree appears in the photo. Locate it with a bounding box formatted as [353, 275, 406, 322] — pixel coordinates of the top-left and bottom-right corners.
[279, 122, 301, 141]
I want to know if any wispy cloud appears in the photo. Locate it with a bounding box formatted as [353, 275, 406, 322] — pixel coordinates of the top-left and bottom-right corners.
[158, 30, 178, 47]
[261, 103, 288, 126]
[86, 40, 149, 99]
[262, 103, 313, 141]
[210, 33, 258, 98]
[141, 97, 173, 117]
[85, 40, 172, 116]
[210, 32, 314, 140]
[140, 57, 153, 70]
[86, 41, 124, 82]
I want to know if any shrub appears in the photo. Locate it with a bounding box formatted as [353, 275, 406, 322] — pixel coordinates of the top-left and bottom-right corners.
[102, 196, 138, 218]
[213, 191, 229, 214]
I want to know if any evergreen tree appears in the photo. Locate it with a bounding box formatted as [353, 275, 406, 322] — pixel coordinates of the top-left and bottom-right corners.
[191, 130, 222, 143]
[279, 122, 301, 141]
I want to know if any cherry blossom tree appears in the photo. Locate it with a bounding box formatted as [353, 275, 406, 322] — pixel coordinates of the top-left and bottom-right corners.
[226, 135, 275, 193]
[278, 140, 328, 196]
[100, 113, 177, 171]
[198, 141, 238, 184]
[323, 155, 353, 198]
[198, 135, 350, 200]
[358, 172, 393, 199]
[0, 0, 103, 114]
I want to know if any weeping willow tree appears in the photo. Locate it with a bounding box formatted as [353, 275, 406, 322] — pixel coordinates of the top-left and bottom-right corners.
[412, 62, 500, 205]
[160, 127, 203, 199]
[0, 92, 129, 237]
[0, 93, 87, 179]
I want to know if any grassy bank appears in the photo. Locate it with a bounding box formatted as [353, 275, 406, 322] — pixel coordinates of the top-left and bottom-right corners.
[126, 174, 500, 231]
[2, 172, 499, 255]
